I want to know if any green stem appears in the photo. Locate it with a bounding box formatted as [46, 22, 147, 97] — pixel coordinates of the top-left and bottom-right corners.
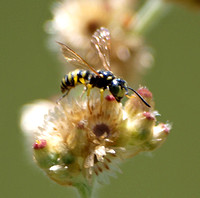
[75, 182, 93, 198]
[133, 0, 170, 35]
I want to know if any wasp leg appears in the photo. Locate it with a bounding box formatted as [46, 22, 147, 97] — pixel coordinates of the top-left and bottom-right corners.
[79, 78, 87, 99]
[125, 94, 136, 99]
[80, 86, 87, 99]
[56, 90, 69, 104]
[99, 88, 104, 113]
[87, 84, 92, 113]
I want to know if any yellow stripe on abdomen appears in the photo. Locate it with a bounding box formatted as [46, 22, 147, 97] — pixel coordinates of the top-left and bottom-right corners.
[72, 69, 79, 86]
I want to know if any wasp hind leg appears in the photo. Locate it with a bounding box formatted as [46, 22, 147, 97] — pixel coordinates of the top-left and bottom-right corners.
[80, 86, 87, 99]
[86, 84, 92, 114]
[56, 90, 70, 104]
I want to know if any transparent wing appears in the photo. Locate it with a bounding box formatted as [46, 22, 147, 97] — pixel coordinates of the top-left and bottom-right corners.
[91, 27, 111, 71]
[57, 41, 99, 75]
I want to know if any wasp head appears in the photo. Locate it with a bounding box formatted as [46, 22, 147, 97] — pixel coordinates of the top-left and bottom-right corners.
[109, 79, 127, 102]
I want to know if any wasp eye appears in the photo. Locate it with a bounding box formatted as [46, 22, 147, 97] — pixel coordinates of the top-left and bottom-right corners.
[109, 79, 126, 102]
[110, 85, 119, 95]
[109, 81, 120, 96]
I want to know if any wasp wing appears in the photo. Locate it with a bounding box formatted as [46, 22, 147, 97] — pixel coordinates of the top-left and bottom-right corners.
[91, 27, 111, 71]
[57, 42, 99, 75]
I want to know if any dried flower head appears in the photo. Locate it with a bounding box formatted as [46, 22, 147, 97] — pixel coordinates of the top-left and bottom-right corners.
[20, 100, 55, 140]
[21, 87, 170, 194]
[46, 0, 153, 84]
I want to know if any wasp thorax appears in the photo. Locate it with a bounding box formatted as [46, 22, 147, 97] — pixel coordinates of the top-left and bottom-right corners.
[109, 79, 127, 102]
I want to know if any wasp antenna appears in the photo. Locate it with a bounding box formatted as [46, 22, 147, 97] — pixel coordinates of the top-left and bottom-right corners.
[127, 87, 151, 108]
[56, 41, 64, 45]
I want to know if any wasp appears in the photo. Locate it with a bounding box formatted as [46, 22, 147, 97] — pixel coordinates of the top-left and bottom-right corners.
[57, 27, 150, 108]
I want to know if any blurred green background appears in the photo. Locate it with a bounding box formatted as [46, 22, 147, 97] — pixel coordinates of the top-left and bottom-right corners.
[1, 1, 200, 197]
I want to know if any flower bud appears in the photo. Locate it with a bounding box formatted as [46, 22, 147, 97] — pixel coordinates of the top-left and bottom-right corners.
[144, 123, 171, 151]
[124, 87, 154, 118]
[126, 112, 155, 147]
[33, 139, 59, 169]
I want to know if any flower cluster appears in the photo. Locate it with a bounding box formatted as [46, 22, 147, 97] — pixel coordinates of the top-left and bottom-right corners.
[27, 88, 170, 188]
[19, 1, 174, 197]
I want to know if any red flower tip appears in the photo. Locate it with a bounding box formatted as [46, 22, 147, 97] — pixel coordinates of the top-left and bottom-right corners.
[137, 88, 152, 99]
[33, 139, 47, 150]
[161, 124, 170, 134]
[143, 112, 155, 120]
[105, 95, 116, 101]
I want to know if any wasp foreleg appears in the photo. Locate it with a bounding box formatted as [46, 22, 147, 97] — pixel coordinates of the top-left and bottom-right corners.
[99, 88, 104, 113]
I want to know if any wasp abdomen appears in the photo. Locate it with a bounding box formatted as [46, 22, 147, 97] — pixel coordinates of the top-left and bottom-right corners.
[60, 69, 92, 93]
[60, 72, 74, 93]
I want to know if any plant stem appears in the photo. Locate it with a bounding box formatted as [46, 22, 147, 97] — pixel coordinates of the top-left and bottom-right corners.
[133, 0, 170, 35]
[75, 182, 93, 198]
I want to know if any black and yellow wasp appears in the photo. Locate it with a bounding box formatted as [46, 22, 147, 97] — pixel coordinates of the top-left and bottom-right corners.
[57, 27, 150, 107]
